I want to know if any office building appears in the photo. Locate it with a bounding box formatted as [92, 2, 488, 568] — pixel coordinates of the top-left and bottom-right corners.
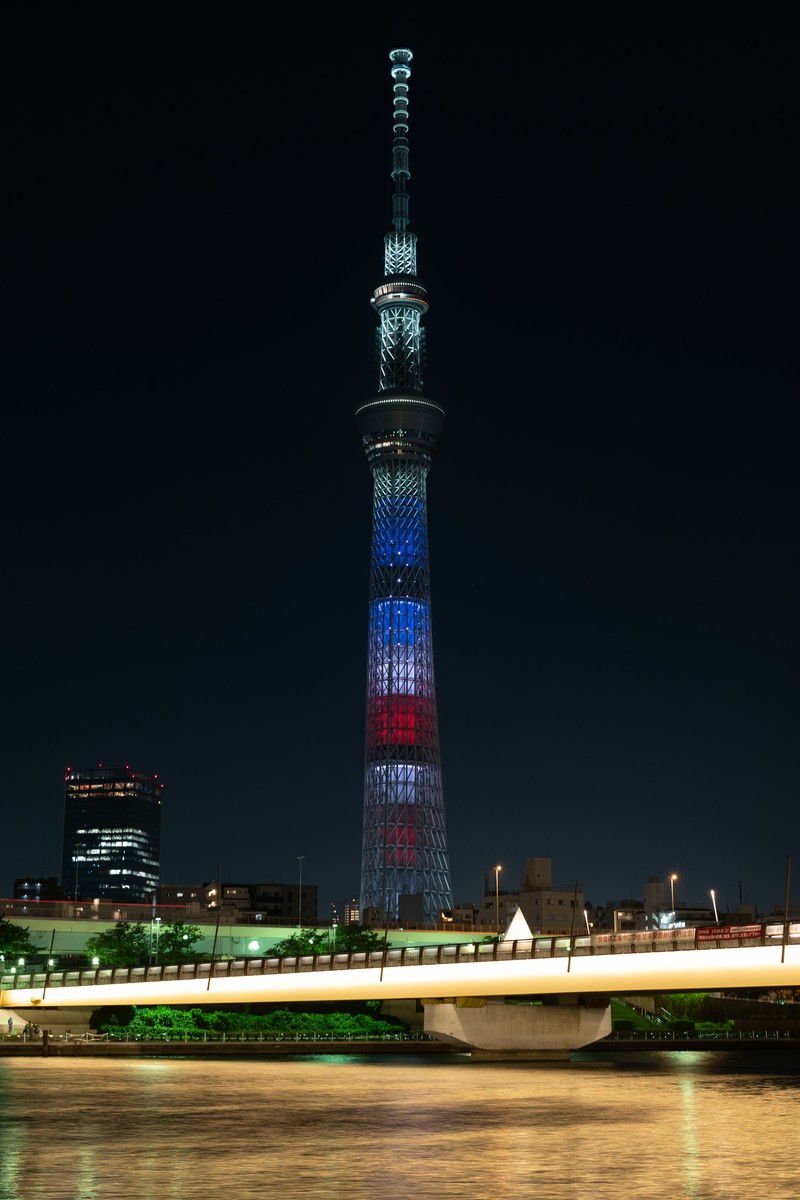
[61, 765, 162, 903]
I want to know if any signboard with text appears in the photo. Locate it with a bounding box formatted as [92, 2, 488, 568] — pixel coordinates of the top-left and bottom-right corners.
[695, 925, 762, 941]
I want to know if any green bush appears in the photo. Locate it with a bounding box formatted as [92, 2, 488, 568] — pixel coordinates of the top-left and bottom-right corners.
[96, 1004, 407, 1039]
[661, 993, 711, 1021]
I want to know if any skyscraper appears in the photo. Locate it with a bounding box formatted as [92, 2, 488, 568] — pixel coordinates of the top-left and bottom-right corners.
[356, 49, 452, 927]
[62, 765, 162, 903]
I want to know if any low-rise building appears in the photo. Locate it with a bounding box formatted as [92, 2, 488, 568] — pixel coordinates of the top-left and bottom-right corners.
[516, 857, 584, 935]
[172, 879, 319, 926]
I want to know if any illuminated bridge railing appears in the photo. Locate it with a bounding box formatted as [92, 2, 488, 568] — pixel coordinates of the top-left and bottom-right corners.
[3, 924, 798, 993]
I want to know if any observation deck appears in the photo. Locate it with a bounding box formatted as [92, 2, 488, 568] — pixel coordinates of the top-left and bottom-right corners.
[355, 392, 445, 468]
[371, 275, 429, 313]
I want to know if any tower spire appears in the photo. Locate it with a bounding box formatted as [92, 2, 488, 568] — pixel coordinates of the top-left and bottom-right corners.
[379, 48, 423, 293]
[389, 48, 412, 232]
[356, 49, 452, 929]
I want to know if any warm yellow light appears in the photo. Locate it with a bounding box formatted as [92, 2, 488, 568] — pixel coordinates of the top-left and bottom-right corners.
[4, 944, 800, 1009]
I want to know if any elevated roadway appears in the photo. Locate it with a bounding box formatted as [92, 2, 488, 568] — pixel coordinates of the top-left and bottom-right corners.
[3, 936, 799, 1011]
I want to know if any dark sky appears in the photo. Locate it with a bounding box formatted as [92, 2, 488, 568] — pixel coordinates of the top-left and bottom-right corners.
[4, 16, 798, 919]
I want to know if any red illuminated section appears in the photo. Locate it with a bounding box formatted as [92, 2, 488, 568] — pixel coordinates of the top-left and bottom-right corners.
[382, 813, 416, 868]
[367, 695, 436, 746]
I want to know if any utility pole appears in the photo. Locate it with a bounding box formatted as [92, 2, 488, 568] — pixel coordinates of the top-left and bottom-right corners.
[297, 856, 305, 927]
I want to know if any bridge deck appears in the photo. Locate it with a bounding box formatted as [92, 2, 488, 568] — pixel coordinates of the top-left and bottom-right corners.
[3, 936, 799, 1009]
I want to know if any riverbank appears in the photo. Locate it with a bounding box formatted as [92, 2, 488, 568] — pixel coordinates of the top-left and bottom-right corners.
[3, 1034, 800, 1058]
[0, 1037, 457, 1057]
[584, 1035, 800, 1053]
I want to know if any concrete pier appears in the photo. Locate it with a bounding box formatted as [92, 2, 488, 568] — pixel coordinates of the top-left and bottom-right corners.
[423, 997, 612, 1060]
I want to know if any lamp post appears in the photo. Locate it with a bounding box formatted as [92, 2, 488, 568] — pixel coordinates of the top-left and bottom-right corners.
[297, 856, 305, 927]
[669, 873, 678, 912]
[494, 865, 502, 935]
[149, 915, 162, 965]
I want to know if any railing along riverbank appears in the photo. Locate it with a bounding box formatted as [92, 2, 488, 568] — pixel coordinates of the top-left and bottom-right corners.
[0, 1030, 454, 1058]
[3, 1027, 800, 1058]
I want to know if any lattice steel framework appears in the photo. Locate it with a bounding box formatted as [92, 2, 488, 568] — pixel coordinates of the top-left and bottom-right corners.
[356, 49, 452, 927]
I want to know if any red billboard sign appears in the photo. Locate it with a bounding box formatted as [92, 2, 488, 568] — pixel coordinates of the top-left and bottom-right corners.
[695, 925, 762, 941]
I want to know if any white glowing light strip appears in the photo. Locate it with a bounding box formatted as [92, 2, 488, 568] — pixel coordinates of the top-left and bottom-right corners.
[5, 945, 800, 1010]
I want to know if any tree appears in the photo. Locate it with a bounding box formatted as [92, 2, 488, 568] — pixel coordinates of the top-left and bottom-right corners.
[84, 921, 149, 967]
[333, 925, 386, 954]
[156, 921, 203, 964]
[269, 925, 387, 957]
[0, 917, 37, 961]
[269, 929, 329, 956]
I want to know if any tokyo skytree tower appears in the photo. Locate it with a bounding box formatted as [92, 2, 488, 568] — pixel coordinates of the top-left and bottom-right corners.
[356, 49, 452, 927]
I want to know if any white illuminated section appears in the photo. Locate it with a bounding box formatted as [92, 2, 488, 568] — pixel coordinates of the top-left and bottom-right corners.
[5, 944, 800, 1010]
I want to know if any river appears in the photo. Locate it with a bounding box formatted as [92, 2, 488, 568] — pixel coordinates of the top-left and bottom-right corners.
[1, 1051, 799, 1199]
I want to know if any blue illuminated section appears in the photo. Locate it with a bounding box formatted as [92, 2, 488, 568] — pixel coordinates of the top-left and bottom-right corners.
[368, 598, 429, 648]
[372, 490, 427, 568]
[367, 598, 433, 698]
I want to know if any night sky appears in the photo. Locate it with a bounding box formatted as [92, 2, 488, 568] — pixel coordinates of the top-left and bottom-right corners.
[5, 17, 798, 920]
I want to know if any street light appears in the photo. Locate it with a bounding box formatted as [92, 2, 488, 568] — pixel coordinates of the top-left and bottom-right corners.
[710, 889, 719, 924]
[670, 874, 678, 911]
[150, 916, 162, 965]
[297, 856, 305, 927]
[494, 865, 502, 934]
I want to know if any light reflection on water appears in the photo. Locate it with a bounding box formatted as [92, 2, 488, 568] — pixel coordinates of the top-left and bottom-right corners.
[1, 1052, 799, 1199]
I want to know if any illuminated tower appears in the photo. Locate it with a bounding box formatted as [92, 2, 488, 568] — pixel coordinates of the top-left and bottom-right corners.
[356, 48, 452, 927]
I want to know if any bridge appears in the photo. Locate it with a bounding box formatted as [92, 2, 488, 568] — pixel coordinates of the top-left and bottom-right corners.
[4, 930, 798, 1009]
[4, 929, 799, 1059]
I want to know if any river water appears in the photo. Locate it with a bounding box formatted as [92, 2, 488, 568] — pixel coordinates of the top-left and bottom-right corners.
[1, 1051, 799, 1199]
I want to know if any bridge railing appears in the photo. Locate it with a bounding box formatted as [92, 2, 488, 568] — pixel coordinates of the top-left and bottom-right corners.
[3, 924, 798, 993]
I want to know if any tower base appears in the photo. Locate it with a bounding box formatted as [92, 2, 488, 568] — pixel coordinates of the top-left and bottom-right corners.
[423, 996, 611, 1061]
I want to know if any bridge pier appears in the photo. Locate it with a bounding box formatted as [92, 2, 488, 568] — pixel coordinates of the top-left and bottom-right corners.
[422, 996, 612, 1061]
